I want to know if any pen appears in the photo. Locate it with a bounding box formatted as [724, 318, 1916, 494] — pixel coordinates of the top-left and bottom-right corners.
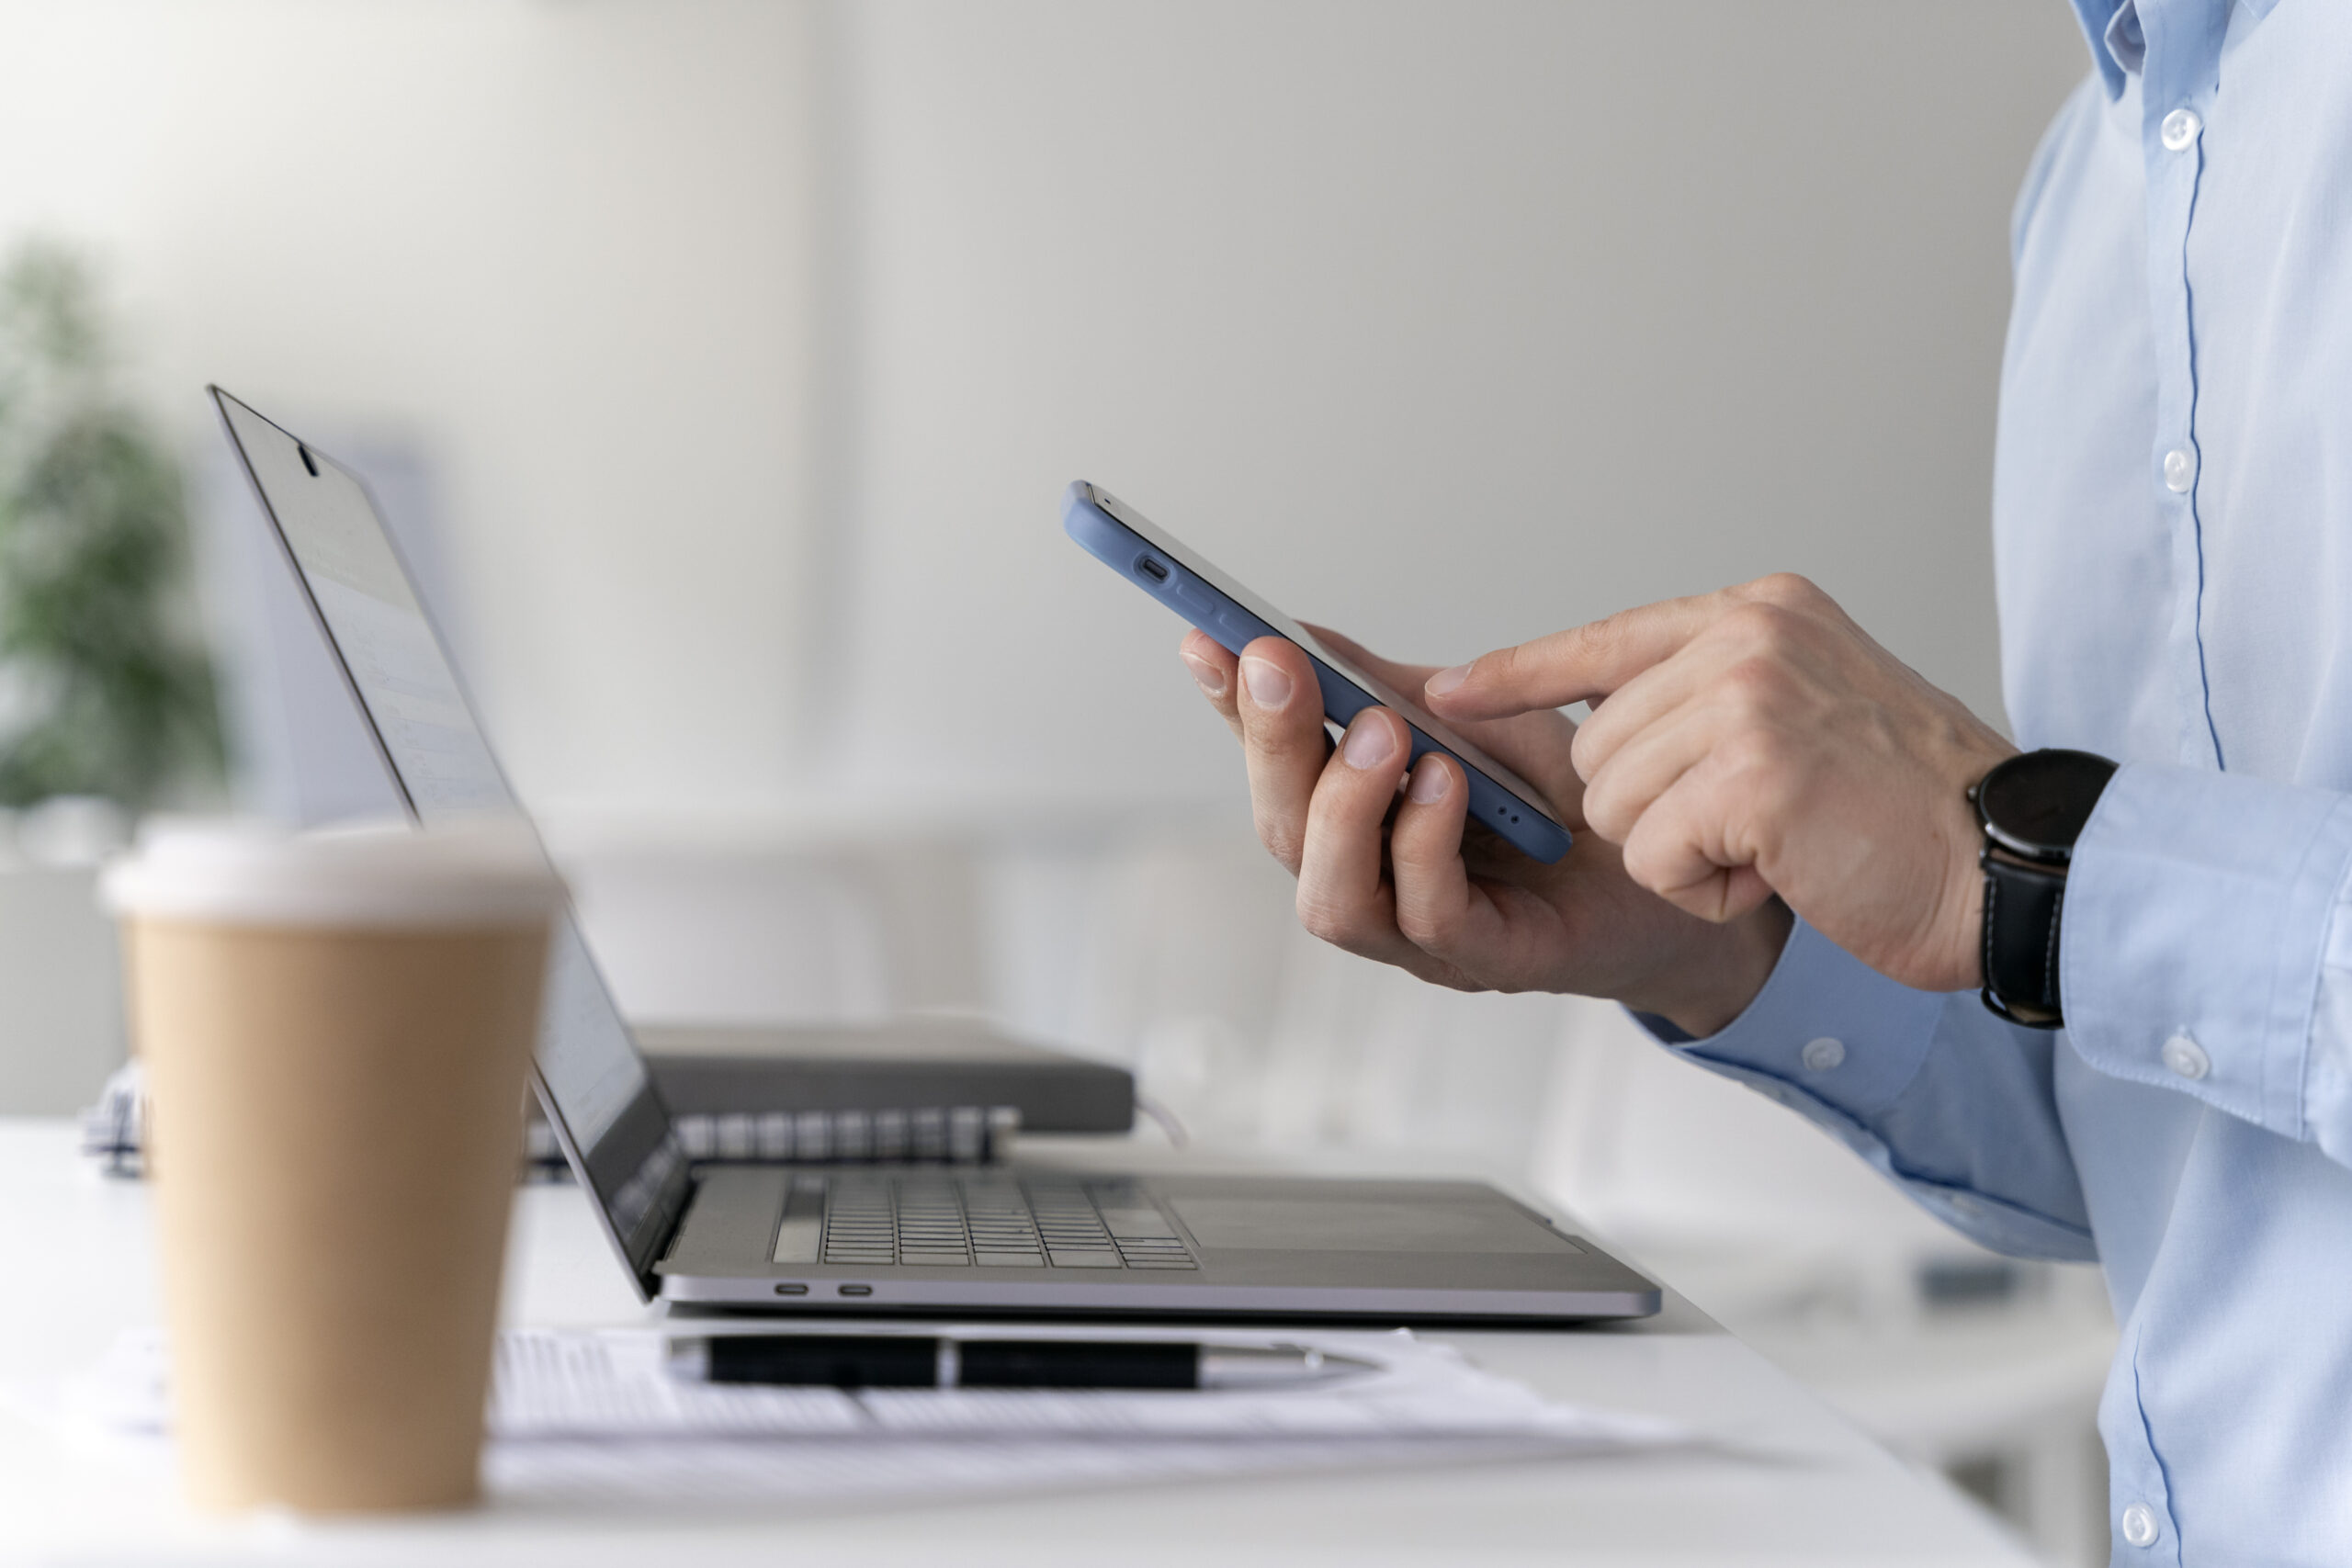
[665, 1335, 1378, 1391]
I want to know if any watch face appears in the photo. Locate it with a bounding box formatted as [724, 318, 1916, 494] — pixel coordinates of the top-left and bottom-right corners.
[1978, 749, 2119, 859]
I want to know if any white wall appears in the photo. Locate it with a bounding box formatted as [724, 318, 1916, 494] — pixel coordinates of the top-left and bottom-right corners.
[0, 0, 821, 820]
[0, 0, 2087, 833]
[816, 0, 2089, 815]
[0, 865, 123, 1111]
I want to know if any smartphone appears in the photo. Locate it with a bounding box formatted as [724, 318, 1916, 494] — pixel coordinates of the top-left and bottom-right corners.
[1063, 480, 1571, 864]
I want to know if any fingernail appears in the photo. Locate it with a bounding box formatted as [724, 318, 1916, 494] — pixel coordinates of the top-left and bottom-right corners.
[1428, 663, 1472, 698]
[1240, 656, 1293, 710]
[1408, 756, 1451, 804]
[1182, 650, 1227, 698]
[1342, 714, 1397, 771]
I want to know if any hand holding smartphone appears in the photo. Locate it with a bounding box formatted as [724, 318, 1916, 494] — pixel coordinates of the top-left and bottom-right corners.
[1062, 481, 1570, 864]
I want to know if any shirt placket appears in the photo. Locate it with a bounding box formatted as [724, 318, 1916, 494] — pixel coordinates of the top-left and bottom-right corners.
[2133, 0, 2226, 774]
[2113, 14, 2228, 1559]
[2097, 1325, 2179, 1562]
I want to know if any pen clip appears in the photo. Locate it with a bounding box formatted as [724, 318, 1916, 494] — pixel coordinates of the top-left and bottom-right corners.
[665, 1337, 711, 1382]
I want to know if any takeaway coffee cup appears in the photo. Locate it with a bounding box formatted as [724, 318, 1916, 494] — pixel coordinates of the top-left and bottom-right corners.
[103, 819, 561, 1513]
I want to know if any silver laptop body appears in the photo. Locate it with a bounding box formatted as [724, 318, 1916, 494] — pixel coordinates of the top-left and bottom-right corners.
[214, 387, 1661, 1324]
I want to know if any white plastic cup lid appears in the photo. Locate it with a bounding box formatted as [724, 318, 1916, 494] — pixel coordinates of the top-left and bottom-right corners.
[100, 816, 564, 930]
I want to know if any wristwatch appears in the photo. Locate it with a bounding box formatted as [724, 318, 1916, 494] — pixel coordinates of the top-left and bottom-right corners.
[1968, 749, 2119, 1029]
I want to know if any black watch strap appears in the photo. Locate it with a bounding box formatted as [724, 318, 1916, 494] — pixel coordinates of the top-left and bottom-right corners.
[1980, 851, 2067, 1029]
[1971, 748, 2118, 1031]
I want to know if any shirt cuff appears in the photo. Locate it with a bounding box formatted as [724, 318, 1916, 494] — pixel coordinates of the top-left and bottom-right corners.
[1634, 916, 1946, 1119]
[2063, 762, 2352, 1138]
[1629, 916, 2097, 1260]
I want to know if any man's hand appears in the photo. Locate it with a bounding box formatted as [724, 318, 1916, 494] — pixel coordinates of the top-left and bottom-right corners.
[1424, 573, 2016, 994]
[1179, 623, 1793, 1036]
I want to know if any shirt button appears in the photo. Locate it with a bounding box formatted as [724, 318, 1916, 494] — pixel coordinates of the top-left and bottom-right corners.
[2120, 1502, 2160, 1548]
[1800, 1037, 1846, 1072]
[2163, 447, 2195, 492]
[2161, 1032, 2211, 1081]
[2160, 107, 2202, 152]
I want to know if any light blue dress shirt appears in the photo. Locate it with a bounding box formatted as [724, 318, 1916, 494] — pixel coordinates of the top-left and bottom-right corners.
[1653, 2, 2352, 1561]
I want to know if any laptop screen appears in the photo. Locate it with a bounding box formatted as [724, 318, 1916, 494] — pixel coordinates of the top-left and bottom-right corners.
[212, 389, 687, 1292]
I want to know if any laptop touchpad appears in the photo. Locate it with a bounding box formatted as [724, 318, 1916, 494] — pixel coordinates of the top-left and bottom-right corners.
[1168, 1196, 1578, 1254]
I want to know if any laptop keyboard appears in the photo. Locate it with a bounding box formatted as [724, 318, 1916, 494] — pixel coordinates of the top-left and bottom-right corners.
[775, 1173, 1198, 1270]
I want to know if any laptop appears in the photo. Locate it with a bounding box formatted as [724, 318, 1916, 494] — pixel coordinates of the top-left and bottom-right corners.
[211, 386, 1661, 1323]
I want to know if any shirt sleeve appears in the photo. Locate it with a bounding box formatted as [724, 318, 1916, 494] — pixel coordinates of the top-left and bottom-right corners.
[1638, 917, 2098, 1262]
[2062, 761, 2352, 1175]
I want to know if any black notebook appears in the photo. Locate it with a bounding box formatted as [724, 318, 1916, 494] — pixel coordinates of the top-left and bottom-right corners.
[85, 1017, 1135, 1180]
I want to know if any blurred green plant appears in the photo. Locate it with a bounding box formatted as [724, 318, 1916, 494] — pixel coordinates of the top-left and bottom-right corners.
[0, 240, 222, 810]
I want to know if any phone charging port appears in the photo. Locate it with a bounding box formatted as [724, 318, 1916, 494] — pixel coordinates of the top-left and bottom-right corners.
[1136, 555, 1170, 584]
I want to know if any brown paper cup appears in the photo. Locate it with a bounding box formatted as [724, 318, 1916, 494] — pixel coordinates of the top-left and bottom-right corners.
[106, 821, 560, 1514]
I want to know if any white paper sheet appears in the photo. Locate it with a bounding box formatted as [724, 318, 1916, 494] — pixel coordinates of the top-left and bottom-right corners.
[51, 1324, 1688, 1512]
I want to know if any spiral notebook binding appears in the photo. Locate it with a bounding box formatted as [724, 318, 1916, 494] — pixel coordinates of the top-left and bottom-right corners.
[670, 1104, 1021, 1166]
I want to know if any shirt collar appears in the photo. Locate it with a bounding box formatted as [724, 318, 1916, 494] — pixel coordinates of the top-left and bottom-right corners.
[2105, 2, 2149, 74]
[2071, 0, 2282, 101]
[2070, 0, 2135, 98]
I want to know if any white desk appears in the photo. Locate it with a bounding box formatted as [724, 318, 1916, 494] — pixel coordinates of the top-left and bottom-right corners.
[0, 1120, 2032, 1566]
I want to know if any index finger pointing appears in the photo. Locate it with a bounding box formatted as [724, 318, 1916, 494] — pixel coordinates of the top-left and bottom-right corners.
[1423, 589, 1733, 722]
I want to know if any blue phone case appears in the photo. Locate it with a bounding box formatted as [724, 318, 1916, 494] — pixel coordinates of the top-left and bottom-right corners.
[1062, 480, 1571, 864]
